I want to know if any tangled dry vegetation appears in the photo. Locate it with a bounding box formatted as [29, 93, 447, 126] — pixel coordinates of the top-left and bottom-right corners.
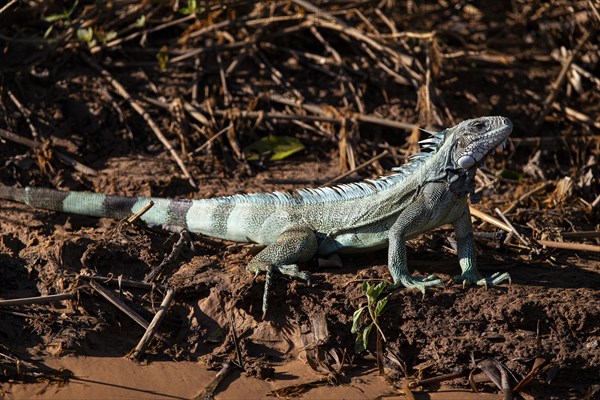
[0, 1, 599, 399]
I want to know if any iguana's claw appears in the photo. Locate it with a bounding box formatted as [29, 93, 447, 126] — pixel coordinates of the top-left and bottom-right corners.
[275, 264, 311, 283]
[454, 271, 511, 288]
[389, 274, 445, 294]
[259, 264, 310, 319]
[262, 269, 273, 319]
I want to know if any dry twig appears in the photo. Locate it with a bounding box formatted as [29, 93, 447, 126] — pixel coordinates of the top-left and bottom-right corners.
[192, 361, 234, 400]
[494, 208, 529, 247]
[537, 240, 600, 253]
[0, 293, 74, 308]
[0, 0, 18, 16]
[90, 279, 149, 329]
[131, 288, 175, 360]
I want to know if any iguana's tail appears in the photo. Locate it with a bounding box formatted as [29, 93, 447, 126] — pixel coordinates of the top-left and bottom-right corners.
[0, 185, 192, 228]
[0, 185, 25, 203]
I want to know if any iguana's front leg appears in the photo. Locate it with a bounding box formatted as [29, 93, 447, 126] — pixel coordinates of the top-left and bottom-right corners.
[246, 225, 318, 318]
[387, 203, 444, 292]
[453, 207, 510, 287]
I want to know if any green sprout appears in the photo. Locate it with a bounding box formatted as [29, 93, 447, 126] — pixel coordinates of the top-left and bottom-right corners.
[135, 15, 146, 28]
[44, 0, 79, 23]
[351, 281, 388, 353]
[180, 0, 204, 15]
[77, 27, 96, 48]
[44, 0, 79, 38]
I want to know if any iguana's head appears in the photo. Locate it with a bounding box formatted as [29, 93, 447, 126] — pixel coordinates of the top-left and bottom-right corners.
[448, 116, 512, 169]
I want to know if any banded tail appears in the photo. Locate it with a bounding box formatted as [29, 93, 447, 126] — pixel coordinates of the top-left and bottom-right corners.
[0, 185, 192, 229]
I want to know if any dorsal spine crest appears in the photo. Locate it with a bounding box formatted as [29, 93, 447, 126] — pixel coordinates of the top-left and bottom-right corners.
[205, 129, 447, 207]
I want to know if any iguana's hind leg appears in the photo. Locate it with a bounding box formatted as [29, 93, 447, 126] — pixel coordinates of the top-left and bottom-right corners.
[246, 225, 318, 318]
[453, 208, 511, 287]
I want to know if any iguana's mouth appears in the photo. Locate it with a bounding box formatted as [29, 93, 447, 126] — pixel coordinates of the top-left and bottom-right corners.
[479, 138, 508, 164]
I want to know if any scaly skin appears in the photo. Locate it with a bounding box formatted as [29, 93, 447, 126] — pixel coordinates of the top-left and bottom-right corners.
[0, 116, 513, 317]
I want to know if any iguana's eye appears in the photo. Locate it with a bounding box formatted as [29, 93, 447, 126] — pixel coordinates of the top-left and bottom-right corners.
[471, 121, 485, 131]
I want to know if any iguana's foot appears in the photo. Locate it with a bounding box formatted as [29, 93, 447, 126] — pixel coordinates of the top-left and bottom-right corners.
[454, 271, 511, 288]
[390, 274, 445, 294]
[254, 263, 310, 318]
[246, 225, 318, 318]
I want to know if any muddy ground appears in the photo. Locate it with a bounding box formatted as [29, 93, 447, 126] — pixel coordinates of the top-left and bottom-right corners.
[0, 1, 599, 399]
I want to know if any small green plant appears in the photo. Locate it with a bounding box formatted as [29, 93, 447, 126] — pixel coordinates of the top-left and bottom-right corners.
[44, 0, 79, 23]
[135, 15, 146, 28]
[351, 281, 388, 353]
[44, 0, 80, 38]
[180, 0, 203, 15]
[77, 27, 95, 48]
[76, 27, 117, 48]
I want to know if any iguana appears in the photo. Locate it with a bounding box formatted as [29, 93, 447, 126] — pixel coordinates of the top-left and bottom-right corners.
[0, 116, 512, 316]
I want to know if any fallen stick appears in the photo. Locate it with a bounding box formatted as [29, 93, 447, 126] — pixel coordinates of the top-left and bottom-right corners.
[593, 193, 600, 209]
[143, 96, 341, 125]
[192, 361, 233, 400]
[311, 18, 420, 85]
[553, 103, 600, 129]
[0, 0, 18, 16]
[131, 288, 175, 360]
[537, 240, 600, 253]
[126, 201, 154, 224]
[144, 229, 190, 282]
[494, 208, 529, 248]
[214, 107, 417, 131]
[7, 90, 40, 139]
[409, 370, 467, 389]
[469, 206, 511, 232]
[90, 279, 149, 329]
[0, 293, 74, 308]
[560, 231, 600, 239]
[78, 274, 160, 290]
[229, 313, 244, 369]
[191, 125, 230, 155]
[170, 15, 314, 64]
[470, 207, 600, 253]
